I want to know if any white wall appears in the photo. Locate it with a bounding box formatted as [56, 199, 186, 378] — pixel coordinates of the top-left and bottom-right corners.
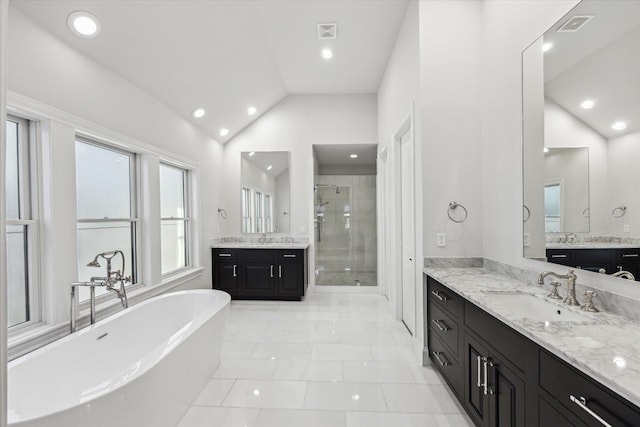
[420, 0, 484, 258]
[608, 131, 640, 238]
[6, 7, 225, 342]
[221, 94, 378, 237]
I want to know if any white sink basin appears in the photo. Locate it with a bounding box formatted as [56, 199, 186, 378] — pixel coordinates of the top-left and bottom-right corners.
[485, 292, 593, 322]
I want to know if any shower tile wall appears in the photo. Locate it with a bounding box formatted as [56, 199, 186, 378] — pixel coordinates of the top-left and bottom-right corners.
[315, 175, 377, 286]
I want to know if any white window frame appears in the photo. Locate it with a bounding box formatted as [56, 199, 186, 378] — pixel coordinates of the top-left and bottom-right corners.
[254, 190, 263, 233]
[241, 186, 252, 233]
[544, 179, 564, 233]
[75, 137, 140, 294]
[6, 114, 41, 332]
[159, 162, 191, 276]
[264, 193, 273, 233]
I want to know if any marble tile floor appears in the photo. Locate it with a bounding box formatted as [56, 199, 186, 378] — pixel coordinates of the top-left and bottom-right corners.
[177, 293, 473, 427]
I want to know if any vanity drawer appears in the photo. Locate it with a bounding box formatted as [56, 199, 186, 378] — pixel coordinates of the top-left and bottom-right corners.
[278, 249, 303, 262]
[428, 301, 459, 357]
[427, 276, 461, 319]
[464, 301, 526, 371]
[429, 334, 462, 398]
[241, 249, 276, 262]
[539, 349, 640, 427]
[213, 248, 238, 261]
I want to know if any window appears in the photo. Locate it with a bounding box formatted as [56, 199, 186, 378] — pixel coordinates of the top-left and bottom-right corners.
[254, 191, 263, 233]
[6, 115, 39, 328]
[159, 163, 190, 274]
[75, 139, 138, 299]
[544, 182, 561, 232]
[241, 187, 251, 233]
[264, 194, 272, 233]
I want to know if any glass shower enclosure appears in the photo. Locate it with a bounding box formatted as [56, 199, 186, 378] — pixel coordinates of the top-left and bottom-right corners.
[314, 177, 376, 286]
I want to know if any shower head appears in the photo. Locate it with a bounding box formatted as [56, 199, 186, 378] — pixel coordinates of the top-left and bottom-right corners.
[86, 257, 101, 268]
[321, 201, 330, 206]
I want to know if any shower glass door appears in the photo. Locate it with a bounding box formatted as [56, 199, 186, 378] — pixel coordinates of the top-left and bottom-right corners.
[315, 177, 376, 286]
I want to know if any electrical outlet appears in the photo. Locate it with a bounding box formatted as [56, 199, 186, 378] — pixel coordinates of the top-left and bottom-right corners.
[624, 224, 630, 233]
[437, 233, 446, 247]
[523, 233, 531, 247]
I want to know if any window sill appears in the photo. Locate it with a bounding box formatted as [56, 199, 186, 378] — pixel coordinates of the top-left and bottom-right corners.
[8, 266, 204, 361]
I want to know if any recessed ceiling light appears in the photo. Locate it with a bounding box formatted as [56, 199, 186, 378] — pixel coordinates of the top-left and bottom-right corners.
[321, 48, 334, 60]
[220, 128, 229, 137]
[612, 121, 627, 131]
[247, 106, 257, 116]
[542, 42, 554, 53]
[192, 108, 206, 118]
[350, 154, 358, 158]
[67, 11, 100, 38]
[267, 165, 273, 170]
[580, 99, 595, 109]
[248, 151, 255, 156]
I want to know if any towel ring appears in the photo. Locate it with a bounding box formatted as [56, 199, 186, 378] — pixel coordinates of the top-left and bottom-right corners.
[523, 205, 530, 222]
[217, 208, 227, 220]
[447, 201, 468, 223]
[582, 208, 590, 218]
[612, 205, 626, 218]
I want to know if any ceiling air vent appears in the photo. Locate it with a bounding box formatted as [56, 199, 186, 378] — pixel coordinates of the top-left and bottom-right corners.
[317, 23, 337, 40]
[556, 15, 593, 32]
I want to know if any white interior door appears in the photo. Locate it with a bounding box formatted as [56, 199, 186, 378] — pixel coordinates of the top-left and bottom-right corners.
[400, 130, 415, 335]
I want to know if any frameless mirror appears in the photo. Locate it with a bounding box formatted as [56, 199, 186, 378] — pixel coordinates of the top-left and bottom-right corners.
[523, 0, 640, 278]
[240, 151, 290, 234]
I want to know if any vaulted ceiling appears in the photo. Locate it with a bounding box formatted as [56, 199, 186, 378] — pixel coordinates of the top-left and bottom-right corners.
[13, 0, 409, 142]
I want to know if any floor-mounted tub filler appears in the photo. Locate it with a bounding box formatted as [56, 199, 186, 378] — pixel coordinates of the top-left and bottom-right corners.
[8, 289, 230, 427]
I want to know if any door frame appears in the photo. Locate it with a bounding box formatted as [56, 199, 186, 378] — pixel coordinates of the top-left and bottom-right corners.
[390, 114, 416, 331]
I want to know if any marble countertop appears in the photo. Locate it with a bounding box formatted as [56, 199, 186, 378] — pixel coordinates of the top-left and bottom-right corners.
[212, 242, 309, 249]
[423, 267, 640, 407]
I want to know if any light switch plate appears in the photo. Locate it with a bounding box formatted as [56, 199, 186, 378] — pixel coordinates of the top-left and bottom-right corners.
[624, 224, 630, 233]
[523, 233, 531, 247]
[437, 233, 446, 247]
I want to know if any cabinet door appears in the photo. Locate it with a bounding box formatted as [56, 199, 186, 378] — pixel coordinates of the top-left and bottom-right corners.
[491, 354, 525, 427]
[213, 261, 239, 295]
[242, 262, 275, 296]
[278, 262, 303, 296]
[464, 333, 490, 427]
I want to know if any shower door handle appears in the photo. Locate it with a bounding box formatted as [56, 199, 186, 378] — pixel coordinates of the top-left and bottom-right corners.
[270, 265, 274, 278]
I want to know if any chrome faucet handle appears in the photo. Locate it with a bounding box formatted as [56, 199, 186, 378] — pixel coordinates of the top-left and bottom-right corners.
[547, 281, 563, 299]
[581, 290, 600, 312]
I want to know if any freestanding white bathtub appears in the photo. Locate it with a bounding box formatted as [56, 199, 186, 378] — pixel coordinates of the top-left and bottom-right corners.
[8, 289, 230, 427]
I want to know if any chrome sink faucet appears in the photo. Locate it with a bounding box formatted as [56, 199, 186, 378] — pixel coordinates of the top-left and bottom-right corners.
[538, 269, 580, 306]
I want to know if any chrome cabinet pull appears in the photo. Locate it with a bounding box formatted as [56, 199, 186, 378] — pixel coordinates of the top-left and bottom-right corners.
[233, 264, 237, 278]
[551, 254, 568, 258]
[431, 290, 448, 301]
[431, 319, 450, 332]
[432, 351, 450, 366]
[570, 395, 612, 427]
[483, 359, 494, 395]
[270, 265, 274, 278]
[476, 355, 483, 388]
[622, 253, 639, 258]
[279, 265, 282, 278]
[218, 253, 232, 257]
[283, 254, 296, 258]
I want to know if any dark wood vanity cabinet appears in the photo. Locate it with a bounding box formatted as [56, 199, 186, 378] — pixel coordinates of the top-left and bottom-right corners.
[213, 248, 307, 300]
[546, 247, 640, 279]
[426, 275, 640, 427]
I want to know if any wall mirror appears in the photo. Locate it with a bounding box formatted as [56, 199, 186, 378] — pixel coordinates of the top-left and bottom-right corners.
[523, 0, 640, 279]
[240, 151, 290, 234]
